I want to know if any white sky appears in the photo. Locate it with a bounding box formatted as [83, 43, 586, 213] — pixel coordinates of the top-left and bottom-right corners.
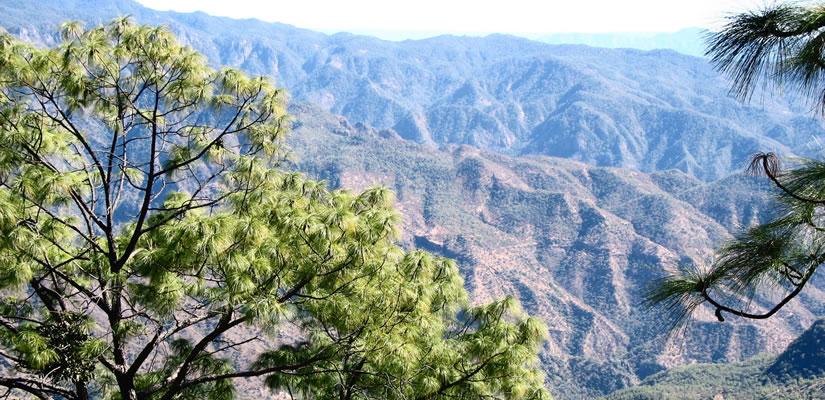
[135, 0, 767, 35]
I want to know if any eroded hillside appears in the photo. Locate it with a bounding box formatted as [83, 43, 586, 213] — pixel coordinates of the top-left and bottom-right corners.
[286, 104, 825, 398]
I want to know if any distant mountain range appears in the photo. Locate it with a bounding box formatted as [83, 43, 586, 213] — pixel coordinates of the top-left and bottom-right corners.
[316, 28, 707, 58]
[2, 0, 823, 182]
[3, 1, 825, 399]
[535, 28, 706, 58]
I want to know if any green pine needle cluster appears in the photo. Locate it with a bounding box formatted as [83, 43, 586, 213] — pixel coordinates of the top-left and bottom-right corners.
[646, 155, 825, 326]
[647, 2, 825, 328]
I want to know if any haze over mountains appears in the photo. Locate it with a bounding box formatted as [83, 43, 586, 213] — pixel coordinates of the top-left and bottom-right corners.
[535, 28, 706, 57]
[3, 1, 825, 398]
[315, 28, 706, 58]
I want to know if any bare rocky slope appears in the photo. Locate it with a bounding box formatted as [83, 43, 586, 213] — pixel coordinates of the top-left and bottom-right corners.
[285, 104, 825, 398]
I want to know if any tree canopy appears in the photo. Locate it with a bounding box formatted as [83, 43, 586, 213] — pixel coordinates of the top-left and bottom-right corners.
[646, 2, 825, 326]
[0, 18, 549, 400]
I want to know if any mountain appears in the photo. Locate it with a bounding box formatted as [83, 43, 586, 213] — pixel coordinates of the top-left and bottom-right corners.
[602, 319, 825, 399]
[284, 104, 825, 398]
[1, 0, 823, 181]
[313, 28, 705, 58]
[765, 319, 825, 382]
[3, 2, 825, 398]
[535, 29, 706, 58]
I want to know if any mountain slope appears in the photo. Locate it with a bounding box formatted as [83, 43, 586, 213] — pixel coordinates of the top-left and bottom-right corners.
[765, 319, 825, 382]
[1, 0, 823, 181]
[602, 319, 825, 400]
[285, 104, 825, 398]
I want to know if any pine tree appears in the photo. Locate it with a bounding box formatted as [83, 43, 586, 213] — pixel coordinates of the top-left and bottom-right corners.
[0, 18, 550, 400]
[646, 3, 825, 326]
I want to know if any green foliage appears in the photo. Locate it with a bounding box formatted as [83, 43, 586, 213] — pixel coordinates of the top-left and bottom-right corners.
[602, 352, 825, 400]
[705, 3, 825, 109]
[33, 313, 100, 384]
[646, 156, 825, 325]
[0, 18, 548, 400]
[258, 297, 549, 399]
[134, 339, 236, 400]
[647, 3, 825, 325]
[643, 263, 707, 330]
[765, 319, 825, 382]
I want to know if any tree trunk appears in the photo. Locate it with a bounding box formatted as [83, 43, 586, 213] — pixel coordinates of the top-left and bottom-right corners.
[116, 374, 138, 400]
[74, 380, 89, 400]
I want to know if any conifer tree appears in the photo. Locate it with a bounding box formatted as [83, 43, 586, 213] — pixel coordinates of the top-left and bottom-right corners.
[646, 3, 825, 326]
[0, 18, 550, 400]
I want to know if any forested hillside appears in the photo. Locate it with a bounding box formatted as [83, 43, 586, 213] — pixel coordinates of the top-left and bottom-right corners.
[603, 319, 825, 399]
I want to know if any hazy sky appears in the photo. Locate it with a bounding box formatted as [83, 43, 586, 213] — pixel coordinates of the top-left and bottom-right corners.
[135, 0, 766, 35]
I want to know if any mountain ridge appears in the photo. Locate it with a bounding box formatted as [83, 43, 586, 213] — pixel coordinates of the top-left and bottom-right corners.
[2, 0, 823, 181]
[284, 103, 825, 398]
